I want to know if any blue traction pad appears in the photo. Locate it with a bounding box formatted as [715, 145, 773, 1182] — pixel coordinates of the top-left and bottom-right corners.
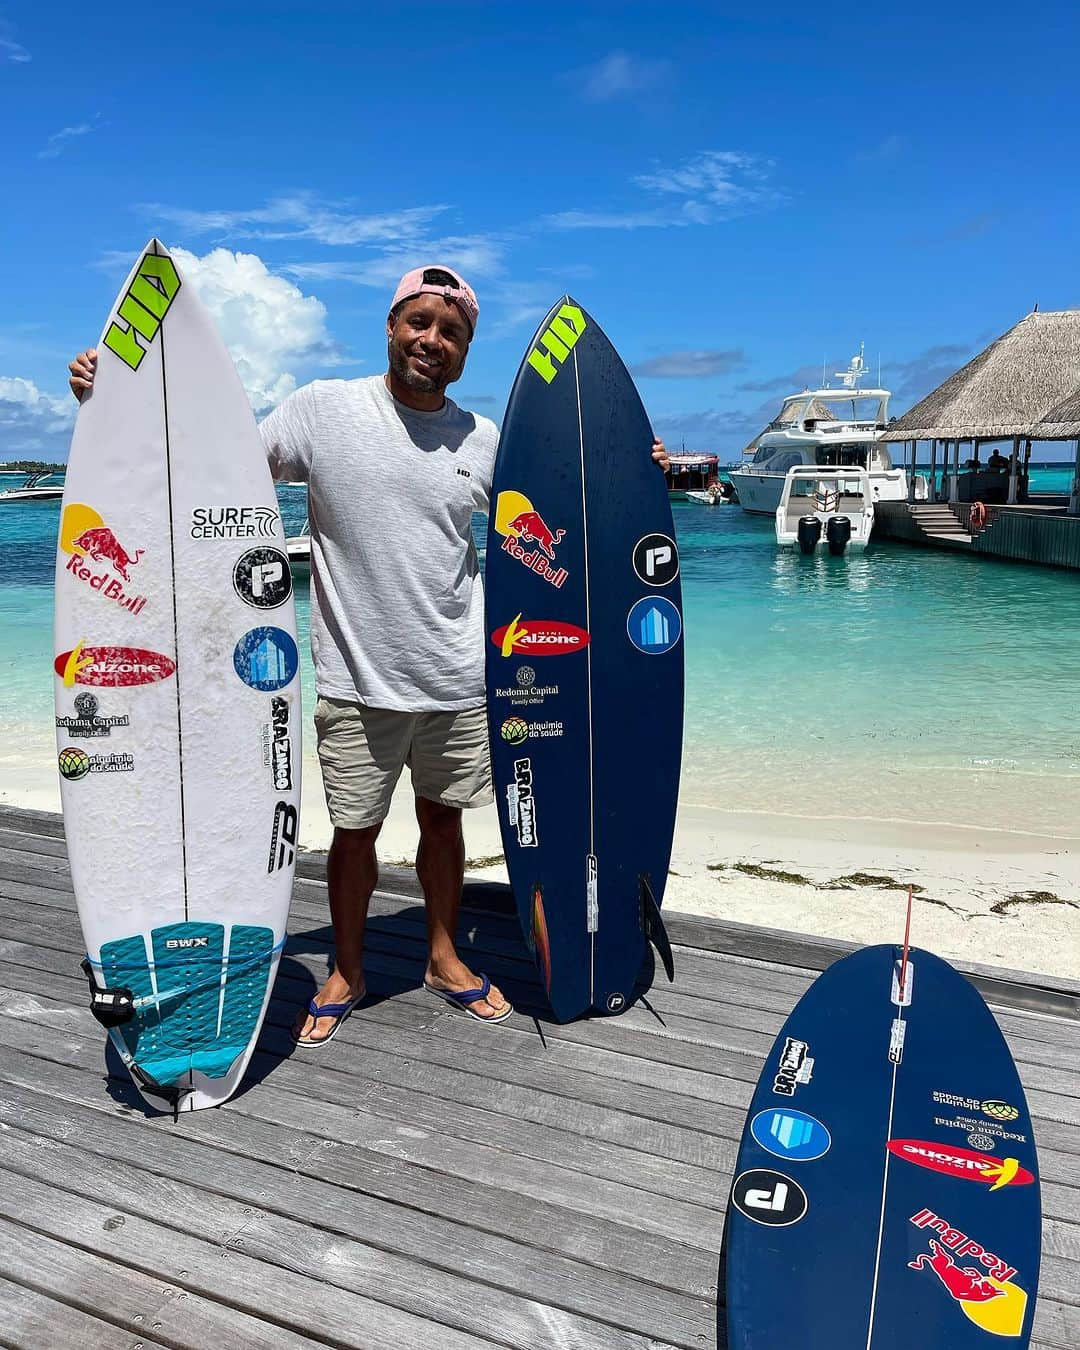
[98, 922, 276, 1086]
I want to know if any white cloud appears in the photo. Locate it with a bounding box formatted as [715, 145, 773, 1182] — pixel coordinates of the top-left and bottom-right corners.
[632, 349, 747, 379]
[170, 247, 341, 412]
[0, 377, 75, 458]
[569, 50, 672, 102]
[282, 234, 506, 289]
[39, 120, 99, 160]
[144, 194, 449, 247]
[544, 150, 781, 231]
[0, 24, 29, 63]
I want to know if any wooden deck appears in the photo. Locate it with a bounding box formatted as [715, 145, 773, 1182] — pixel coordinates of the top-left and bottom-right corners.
[0, 801, 1076, 1349]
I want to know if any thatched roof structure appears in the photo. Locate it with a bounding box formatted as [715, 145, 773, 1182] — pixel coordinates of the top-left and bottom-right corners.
[1032, 385, 1080, 441]
[882, 310, 1080, 442]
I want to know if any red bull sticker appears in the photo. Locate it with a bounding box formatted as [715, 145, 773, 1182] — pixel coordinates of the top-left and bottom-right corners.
[55, 642, 176, 688]
[493, 491, 568, 588]
[491, 615, 590, 657]
[60, 504, 147, 616]
[908, 1209, 1028, 1336]
[888, 1140, 1034, 1190]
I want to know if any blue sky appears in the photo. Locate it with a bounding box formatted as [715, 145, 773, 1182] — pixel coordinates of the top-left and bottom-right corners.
[2, 1, 1079, 461]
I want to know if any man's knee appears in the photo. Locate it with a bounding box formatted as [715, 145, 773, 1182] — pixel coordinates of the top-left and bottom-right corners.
[415, 796, 463, 842]
[330, 822, 382, 857]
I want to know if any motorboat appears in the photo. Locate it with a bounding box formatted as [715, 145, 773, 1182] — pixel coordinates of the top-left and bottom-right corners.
[665, 452, 719, 500]
[775, 467, 874, 554]
[687, 482, 735, 505]
[285, 517, 311, 577]
[286, 521, 310, 577]
[0, 470, 66, 501]
[730, 347, 919, 516]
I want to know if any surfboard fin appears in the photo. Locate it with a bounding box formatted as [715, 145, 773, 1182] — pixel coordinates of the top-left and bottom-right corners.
[640, 875, 675, 983]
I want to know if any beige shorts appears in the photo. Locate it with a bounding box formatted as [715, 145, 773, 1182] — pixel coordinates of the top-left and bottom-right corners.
[314, 697, 493, 830]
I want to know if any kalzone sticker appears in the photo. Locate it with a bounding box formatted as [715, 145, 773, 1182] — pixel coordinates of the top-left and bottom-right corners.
[490, 615, 590, 657]
[627, 596, 682, 654]
[55, 642, 176, 688]
[887, 1140, 1034, 1190]
[233, 627, 299, 692]
[750, 1109, 831, 1162]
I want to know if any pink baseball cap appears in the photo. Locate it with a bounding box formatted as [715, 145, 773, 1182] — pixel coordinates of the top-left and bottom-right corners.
[391, 265, 479, 335]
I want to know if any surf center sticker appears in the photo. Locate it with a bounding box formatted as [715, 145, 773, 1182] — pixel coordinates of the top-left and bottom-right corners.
[626, 596, 682, 654]
[233, 627, 299, 692]
[491, 615, 589, 657]
[632, 533, 680, 587]
[493, 491, 568, 588]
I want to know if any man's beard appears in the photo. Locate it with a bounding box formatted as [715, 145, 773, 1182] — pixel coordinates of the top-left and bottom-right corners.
[388, 337, 463, 393]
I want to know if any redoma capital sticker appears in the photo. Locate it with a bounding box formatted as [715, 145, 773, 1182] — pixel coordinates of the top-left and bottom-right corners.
[491, 615, 590, 658]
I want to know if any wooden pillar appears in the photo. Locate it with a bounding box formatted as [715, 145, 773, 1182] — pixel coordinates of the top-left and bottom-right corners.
[1070, 438, 1080, 515]
[929, 439, 938, 501]
[1007, 436, 1020, 504]
[949, 441, 960, 503]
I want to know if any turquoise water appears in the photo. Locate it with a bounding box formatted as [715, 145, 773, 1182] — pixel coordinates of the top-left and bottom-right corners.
[5, 474, 1079, 833]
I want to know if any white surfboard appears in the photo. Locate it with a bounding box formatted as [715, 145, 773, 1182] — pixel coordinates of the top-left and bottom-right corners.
[54, 239, 301, 1114]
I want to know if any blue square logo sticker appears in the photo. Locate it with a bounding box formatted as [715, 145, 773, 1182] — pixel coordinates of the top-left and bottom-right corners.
[750, 1108, 831, 1162]
[627, 595, 682, 654]
[233, 627, 299, 692]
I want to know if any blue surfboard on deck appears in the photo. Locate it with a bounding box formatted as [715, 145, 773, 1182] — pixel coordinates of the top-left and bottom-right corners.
[725, 945, 1041, 1347]
[485, 297, 683, 1021]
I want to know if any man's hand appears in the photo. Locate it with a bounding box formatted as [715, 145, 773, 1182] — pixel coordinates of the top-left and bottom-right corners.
[69, 348, 98, 402]
[651, 437, 670, 472]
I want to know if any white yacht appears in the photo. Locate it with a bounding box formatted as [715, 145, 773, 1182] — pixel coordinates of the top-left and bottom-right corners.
[730, 347, 915, 516]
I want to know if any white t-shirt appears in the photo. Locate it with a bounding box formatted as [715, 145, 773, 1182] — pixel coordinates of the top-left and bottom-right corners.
[259, 376, 498, 711]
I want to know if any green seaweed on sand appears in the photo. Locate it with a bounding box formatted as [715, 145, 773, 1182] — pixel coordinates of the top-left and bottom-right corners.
[990, 890, 1079, 917]
[821, 872, 925, 893]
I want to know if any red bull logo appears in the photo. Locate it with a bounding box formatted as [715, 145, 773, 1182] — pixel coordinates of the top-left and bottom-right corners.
[908, 1208, 1027, 1336]
[888, 1140, 1034, 1191]
[60, 504, 148, 615]
[494, 491, 568, 588]
[490, 616, 590, 657]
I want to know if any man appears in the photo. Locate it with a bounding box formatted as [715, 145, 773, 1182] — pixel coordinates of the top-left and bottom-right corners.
[70, 264, 669, 1044]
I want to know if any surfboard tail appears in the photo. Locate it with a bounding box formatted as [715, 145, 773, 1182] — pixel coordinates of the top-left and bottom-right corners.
[640, 874, 675, 983]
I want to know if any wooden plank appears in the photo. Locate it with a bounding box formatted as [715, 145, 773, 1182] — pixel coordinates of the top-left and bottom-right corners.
[0, 1212, 329, 1349]
[0, 1168, 508, 1350]
[0, 1275, 171, 1349]
[0, 1038, 719, 1300]
[0, 1122, 692, 1350]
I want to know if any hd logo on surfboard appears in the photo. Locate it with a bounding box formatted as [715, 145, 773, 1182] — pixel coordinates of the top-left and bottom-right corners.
[60, 504, 147, 616]
[493, 492, 568, 588]
[102, 250, 181, 371]
[527, 303, 587, 384]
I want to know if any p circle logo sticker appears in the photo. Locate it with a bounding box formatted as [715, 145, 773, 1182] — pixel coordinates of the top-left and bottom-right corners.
[632, 533, 679, 587]
[750, 1109, 831, 1162]
[606, 993, 626, 1013]
[233, 546, 293, 609]
[732, 1169, 808, 1227]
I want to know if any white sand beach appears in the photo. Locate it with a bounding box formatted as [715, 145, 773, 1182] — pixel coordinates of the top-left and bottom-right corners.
[8, 731, 1075, 982]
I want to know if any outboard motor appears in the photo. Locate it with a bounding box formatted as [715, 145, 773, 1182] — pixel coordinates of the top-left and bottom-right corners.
[826, 514, 852, 556]
[797, 515, 822, 554]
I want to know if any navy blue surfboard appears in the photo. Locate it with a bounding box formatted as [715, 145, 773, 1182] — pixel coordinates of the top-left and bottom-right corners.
[485, 297, 683, 1021]
[726, 945, 1041, 1348]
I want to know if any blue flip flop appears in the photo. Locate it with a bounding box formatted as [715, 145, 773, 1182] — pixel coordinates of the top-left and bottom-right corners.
[424, 974, 513, 1024]
[292, 991, 365, 1049]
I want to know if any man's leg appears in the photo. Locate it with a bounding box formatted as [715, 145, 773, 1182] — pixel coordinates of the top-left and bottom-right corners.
[415, 795, 508, 1019]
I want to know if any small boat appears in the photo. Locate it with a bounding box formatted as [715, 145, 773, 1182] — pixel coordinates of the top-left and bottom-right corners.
[687, 482, 735, 506]
[665, 452, 719, 500]
[286, 520, 310, 576]
[775, 467, 874, 554]
[0, 470, 66, 502]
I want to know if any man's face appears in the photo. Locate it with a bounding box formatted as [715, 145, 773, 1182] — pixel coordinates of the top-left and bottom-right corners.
[387, 295, 471, 394]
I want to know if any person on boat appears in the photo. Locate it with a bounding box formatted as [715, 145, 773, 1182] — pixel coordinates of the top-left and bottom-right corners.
[69, 266, 670, 1045]
[987, 447, 1009, 471]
